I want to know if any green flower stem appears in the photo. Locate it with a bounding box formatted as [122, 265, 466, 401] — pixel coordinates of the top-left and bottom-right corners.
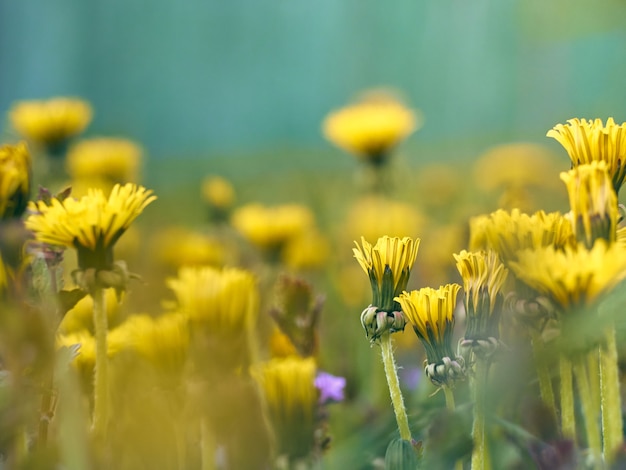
[92, 287, 109, 438]
[600, 326, 623, 463]
[559, 356, 575, 440]
[531, 331, 557, 422]
[587, 349, 601, 423]
[443, 386, 463, 470]
[380, 332, 412, 441]
[471, 358, 491, 470]
[573, 359, 602, 468]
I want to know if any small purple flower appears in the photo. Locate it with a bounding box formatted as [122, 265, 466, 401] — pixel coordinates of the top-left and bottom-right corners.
[315, 371, 346, 404]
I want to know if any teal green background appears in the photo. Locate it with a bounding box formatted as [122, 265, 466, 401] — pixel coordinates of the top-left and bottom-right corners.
[2, 0, 626, 163]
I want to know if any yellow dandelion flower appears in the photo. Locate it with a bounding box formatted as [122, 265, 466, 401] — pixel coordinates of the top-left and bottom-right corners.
[10, 97, 92, 149]
[323, 94, 420, 165]
[0, 142, 31, 219]
[547, 118, 626, 194]
[395, 284, 464, 386]
[509, 241, 626, 312]
[560, 161, 618, 247]
[353, 236, 420, 313]
[201, 175, 235, 210]
[66, 138, 142, 183]
[166, 266, 258, 333]
[25, 183, 156, 270]
[254, 357, 318, 458]
[231, 203, 314, 252]
[454, 250, 508, 343]
[469, 209, 574, 265]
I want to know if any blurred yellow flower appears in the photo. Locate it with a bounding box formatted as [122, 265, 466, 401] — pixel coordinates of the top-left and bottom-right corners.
[560, 161, 617, 247]
[454, 250, 508, 342]
[323, 94, 420, 164]
[509, 241, 626, 311]
[395, 284, 464, 386]
[201, 175, 235, 210]
[56, 329, 96, 375]
[254, 357, 318, 458]
[469, 209, 574, 265]
[353, 236, 419, 313]
[281, 230, 330, 270]
[58, 288, 124, 335]
[66, 138, 142, 183]
[345, 196, 425, 242]
[231, 203, 314, 252]
[10, 97, 92, 148]
[167, 266, 258, 332]
[0, 142, 31, 219]
[25, 183, 156, 270]
[547, 118, 626, 194]
[152, 227, 225, 269]
[269, 327, 299, 359]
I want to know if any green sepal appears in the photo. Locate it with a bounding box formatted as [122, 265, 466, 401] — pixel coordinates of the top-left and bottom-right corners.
[384, 438, 421, 470]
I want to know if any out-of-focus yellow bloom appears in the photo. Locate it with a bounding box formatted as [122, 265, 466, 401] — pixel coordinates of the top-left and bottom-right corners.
[473, 143, 560, 192]
[202, 175, 235, 210]
[66, 138, 142, 183]
[323, 94, 420, 164]
[269, 327, 299, 359]
[107, 313, 189, 374]
[281, 230, 330, 270]
[167, 266, 258, 332]
[25, 183, 156, 270]
[418, 223, 466, 287]
[414, 163, 464, 210]
[231, 203, 314, 252]
[454, 250, 508, 345]
[395, 284, 464, 386]
[345, 196, 425, 242]
[0, 142, 31, 219]
[353, 236, 420, 313]
[509, 241, 626, 311]
[254, 357, 318, 458]
[560, 161, 617, 247]
[10, 97, 92, 148]
[547, 118, 626, 194]
[56, 330, 96, 376]
[152, 227, 225, 269]
[58, 288, 124, 334]
[469, 209, 574, 265]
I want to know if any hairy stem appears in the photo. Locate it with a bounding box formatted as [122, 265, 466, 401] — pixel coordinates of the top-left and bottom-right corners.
[380, 332, 412, 441]
[600, 326, 623, 464]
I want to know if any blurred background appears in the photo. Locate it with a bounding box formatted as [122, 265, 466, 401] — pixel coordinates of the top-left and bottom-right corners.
[2, 0, 626, 178]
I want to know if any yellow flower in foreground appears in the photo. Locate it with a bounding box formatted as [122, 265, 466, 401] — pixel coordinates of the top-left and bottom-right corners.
[547, 118, 626, 193]
[509, 241, 626, 312]
[66, 138, 142, 183]
[469, 209, 574, 265]
[323, 94, 420, 164]
[167, 266, 258, 332]
[0, 142, 31, 219]
[10, 97, 92, 148]
[454, 250, 508, 345]
[254, 357, 318, 458]
[395, 284, 464, 386]
[560, 161, 617, 247]
[25, 183, 156, 270]
[353, 236, 420, 314]
[231, 203, 314, 252]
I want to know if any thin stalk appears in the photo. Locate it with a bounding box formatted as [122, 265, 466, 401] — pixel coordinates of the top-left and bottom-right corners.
[379, 332, 412, 441]
[573, 359, 602, 468]
[443, 386, 463, 470]
[92, 287, 109, 438]
[200, 418, 216, 470]
[587, 349, 601, 423]
[559, 356, 575, 440]
[471, 358, 491, 470]
[600, 325, 623, 464]
[531, 331, 557, 422]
